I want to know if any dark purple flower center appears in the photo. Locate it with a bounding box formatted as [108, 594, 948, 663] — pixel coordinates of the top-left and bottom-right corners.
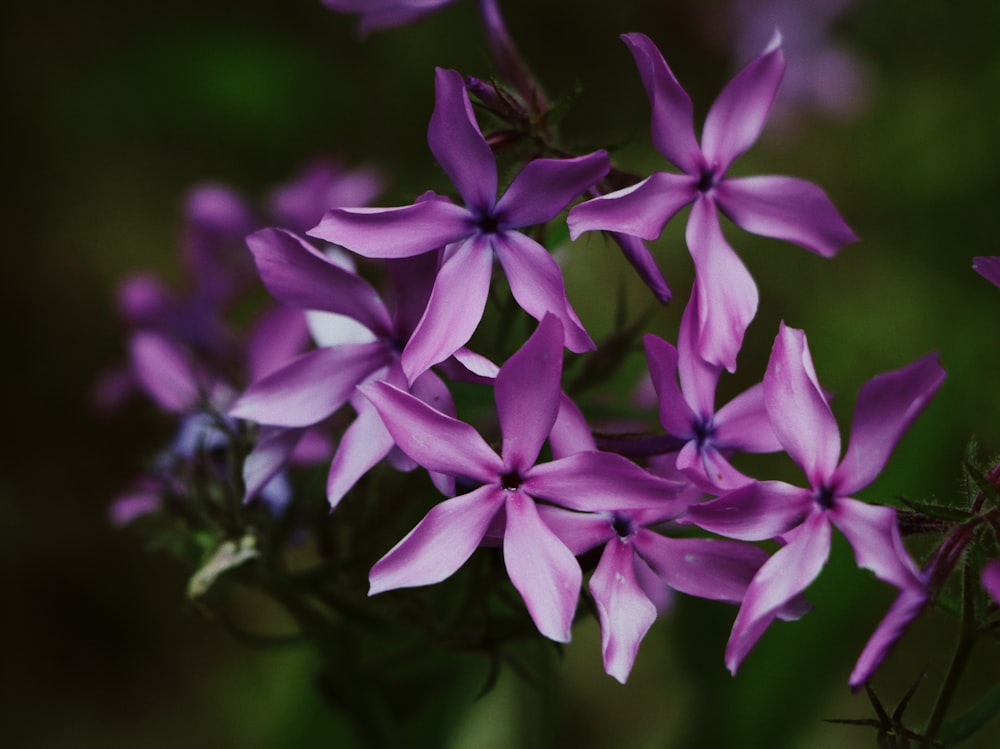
[611, 513, 635, 539]
[815, 485, 836, 510]
[697, 167, 718, 194]
[500, 470, 522, 491]
[692, 417, 716, 448]
[478, 215, 500, 234]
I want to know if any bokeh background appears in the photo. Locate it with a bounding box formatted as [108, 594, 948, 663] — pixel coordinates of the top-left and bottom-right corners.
[4, 0, 1000, 747]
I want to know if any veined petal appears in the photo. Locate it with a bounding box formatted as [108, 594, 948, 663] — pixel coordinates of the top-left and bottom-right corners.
[682, 480, 812, 541]
[716, 176, 857, 257]
[713, 383, 782, 453]
[496, 315, 564, 471]
[503, 491, 582, 642]
[497, 152, 610, 229]
[701, 32, 784, 173]
[326, 397, 395, 509]
[359, 380, 503, 482]
[634, 532, 770, 604]
[523, 452, 687, 513]
[643, 334, 696, 438]
[726, 510, 830, 674]
[686, 197, 758, 372]
[567, 172, 697, 241]
[230, 343, 391, 427]
[849, 585, 927, 690]
[830, 498, 923, 591]
[401, 235, 494, 382]
[590, 538, 658, 683]
[429, 68, 497, 211]
[620, 33, 702, 174]
[833, 353, 945, 495]
[309, 200, 473, 258]
[493, 231, 594, 353]
[765, 322, 841, 485]
[369, 484, 505, 595]
[246, 229, 393, 336]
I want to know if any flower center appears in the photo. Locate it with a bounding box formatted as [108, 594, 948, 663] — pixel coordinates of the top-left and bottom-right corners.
[478, 215, 499, 234]
[692, 417, 715, 448]
[697, 167, 718, 194]
[611, 513, 634, 539]
[815, 485, 836, 510]
[500, 471, 521, 491]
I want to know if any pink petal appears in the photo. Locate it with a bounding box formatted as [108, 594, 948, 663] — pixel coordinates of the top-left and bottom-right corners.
[608, 232, 672, 304]
[830, 498, 923, 591]
[497, 152, 610, 229]
[428, 68, 497, 211]
[549, 391, 597, 459]
[675, 440, 754, 492]
[682, 480, 813, 541]
[369, 485, 506, 595]
[984, 559, 1000, 605]
[230, 343, 391, 427]
[701, 32, 784, 174]
[243, 426, 304, 502]
[493, 231, 594, 353]
[716, 176, 857, 257]
[309, 199, 473, 258]
[536, 505, 613, 555]
[973, 256, 1000, 289]
[726, 510, 830, 674]
[686, 197, 758, 373]
[130, 332, 203, 412]
[496, 315, 564, 470]
[676, 283, 722, 418]
[401, 235, 495, 382]
[849, 585, 927, 690]
[833, 353, 945, 495]
[620, 33, 702, 174]
[589, 538, 659, 683]
[713, 382, 782, 453]
[643, 333, 696, 437]
[567, 172, 697, 241]
[764, 322, 841, 485]
[503, 491, 582, 642]
[325, 397, 395, 509]
[245, 304, 311, 382]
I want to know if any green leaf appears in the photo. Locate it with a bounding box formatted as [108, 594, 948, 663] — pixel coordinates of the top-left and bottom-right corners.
[899, 496, 973, 522]
[938, 680, 1000, 745]
[964, 461, 1000, 510]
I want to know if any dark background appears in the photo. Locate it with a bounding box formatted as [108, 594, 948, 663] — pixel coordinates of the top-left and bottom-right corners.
[3, 1, 1000, 746]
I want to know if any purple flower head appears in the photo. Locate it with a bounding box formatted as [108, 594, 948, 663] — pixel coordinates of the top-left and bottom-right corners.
[973, 256, 1000, 288]
[684, 322, 945, 674]
[268, 158, 384, 235]
[360, 315, 687, 642]
[311, 68, 609, 383]
[569, 32, 857, 371]
[540, 503, 805, 683]
[641, 285, 781, 491]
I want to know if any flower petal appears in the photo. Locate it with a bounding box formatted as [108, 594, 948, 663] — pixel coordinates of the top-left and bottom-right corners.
[701, 32, 784, 173]
[496, 315, 564, 470]
[246, 228, 393, 336]
[429, 68, 497, 211]
[497, 152, 610, 229]
[230, 343, 390, 427]
[369, 484, 506, 595]
[359, 380, 502, 482]
[716, 176, 857, 257]
[849, 585, 927, 690]
[493, 231, 594, 353]
[309, 199, 473, 258]
[764, 322, 841, 485]
[984, 559, 1000, 605]
[550, 391, 597, 459]
[523, 452, 687, 513]
[245, 304, 311, 382]
[503, 491, 582, 642]
[536, 505, 613, 555]
[833, 353, 945, 495]
[726, 510, 830, 674]
[620, 33, 702, 174]
[973, 256, 1000, 289]
[608, 232, 671, 304]
[676, 283, 722, 418]
[401, 235, 495, 382]
[326, 397, 395, 509]
[713, 382, 782, 453]
[830, 498, 923, 591]
[643, 333, 696, 437]
[243, 426, 304, 502]
[686, 197, 758, 372]
[129, 332, 203, 412]
[681, 480, 812, 541]
[567, 172, 697, 241]
[590, 538, 658, 683]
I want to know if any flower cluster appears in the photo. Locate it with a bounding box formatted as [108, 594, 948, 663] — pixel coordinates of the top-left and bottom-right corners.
[111, 2, 960, 707]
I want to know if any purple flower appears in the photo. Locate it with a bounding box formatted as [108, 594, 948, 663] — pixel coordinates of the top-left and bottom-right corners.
[684, 322, 944, 673]
[568, 32, 856, 371]
[640, 285, 782, 491]
[983, 559, 1000, 605]
[360, 315, 686, 642]
[311, 68, 608, 382]
[268, 158, 384, 235]
[973, 256, 1000, 288]
[322, 0, 457, 33]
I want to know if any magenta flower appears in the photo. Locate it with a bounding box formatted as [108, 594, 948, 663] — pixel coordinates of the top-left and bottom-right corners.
[360, 315, 686, 642]
[321, 0, 457, 33]
[983, 559, 1000, 604]
[974, 256, 1000, 288]
[568, 32, 856, 371]
[311, 67, 608, 382]
[684, 322, 944, 673]
[638, 285, 781, 491]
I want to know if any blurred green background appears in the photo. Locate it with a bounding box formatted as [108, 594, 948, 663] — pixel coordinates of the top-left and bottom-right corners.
[3, 0, 1000, 747]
